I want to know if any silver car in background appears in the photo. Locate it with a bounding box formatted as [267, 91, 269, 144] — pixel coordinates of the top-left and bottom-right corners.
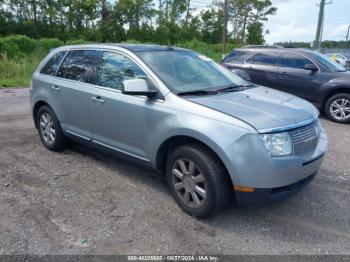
[30, 44, 327, 218]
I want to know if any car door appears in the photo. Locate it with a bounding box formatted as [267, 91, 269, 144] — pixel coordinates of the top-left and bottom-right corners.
[54, 49, 101, 139]
[89, 51, 159, 161]
[222, 50, 254, 81]
[241, 52, 280, 88]
[276, 52, 321, 102]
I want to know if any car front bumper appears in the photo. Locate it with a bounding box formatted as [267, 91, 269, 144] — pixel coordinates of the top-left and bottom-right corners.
[234, 171, 317, 206]
[221, 120, 327, 206]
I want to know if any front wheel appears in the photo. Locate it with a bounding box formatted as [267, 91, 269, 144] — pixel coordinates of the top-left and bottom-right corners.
[325, 93, 350, 124]
[36, 105, 66, 151]
[166, 145, 233, 218]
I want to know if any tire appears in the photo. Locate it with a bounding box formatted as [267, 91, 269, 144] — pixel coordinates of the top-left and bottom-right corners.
[36, 105, 66, 151]
[166, 144, 233, 218]
[325, 93, 350, 124]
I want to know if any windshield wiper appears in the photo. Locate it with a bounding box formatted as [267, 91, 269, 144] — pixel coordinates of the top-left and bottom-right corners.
[216, 83, 257, 92]
[216, 85, 244, 92]
[243, 83, 258, 87]
[177, 90, 218, 96]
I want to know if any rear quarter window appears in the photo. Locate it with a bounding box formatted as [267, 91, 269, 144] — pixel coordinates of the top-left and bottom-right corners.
[40, 51, 67, 76]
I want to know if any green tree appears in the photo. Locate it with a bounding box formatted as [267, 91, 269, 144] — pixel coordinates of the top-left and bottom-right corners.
[200, 7, 223, 44]
[98, 0, 113, 42]
[246, 21, 264, 45]
[115, 0, 155, 41]
[230, 0, 276, 43]
[0, 0, 277, 46]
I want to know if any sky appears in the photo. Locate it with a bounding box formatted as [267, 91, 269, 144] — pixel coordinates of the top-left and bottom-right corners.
[190, 0, 350, 44]
[264, 0, 350, 44]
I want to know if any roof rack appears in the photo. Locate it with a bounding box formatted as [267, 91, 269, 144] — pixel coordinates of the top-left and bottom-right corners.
[241, 45, 284, 49]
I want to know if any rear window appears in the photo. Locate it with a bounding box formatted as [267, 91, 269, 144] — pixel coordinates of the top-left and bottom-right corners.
[40, 51, 66, 76]
[56, 50, 101, 84]
[223, 50, 251, 63]
[246, 52, 278, 66]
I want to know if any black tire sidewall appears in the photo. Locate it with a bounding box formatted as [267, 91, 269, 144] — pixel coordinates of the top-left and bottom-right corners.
[166, 145, 232, 218]
[36, 106, 66, 151]
[325, 93, 350, 124]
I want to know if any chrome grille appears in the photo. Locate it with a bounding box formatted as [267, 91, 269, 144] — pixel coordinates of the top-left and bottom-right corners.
[288, 122, 319, 155]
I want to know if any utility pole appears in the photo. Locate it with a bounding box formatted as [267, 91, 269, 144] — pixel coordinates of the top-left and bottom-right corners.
[222, 0, 228, 57]
[159, 0, 162, 23]
[185, 0, 191, 28]
[314, 0, 332, 50]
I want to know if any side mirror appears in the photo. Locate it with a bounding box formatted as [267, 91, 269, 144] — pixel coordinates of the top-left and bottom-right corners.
[304, 63, 318, 72]
[122, 78, 158, 99]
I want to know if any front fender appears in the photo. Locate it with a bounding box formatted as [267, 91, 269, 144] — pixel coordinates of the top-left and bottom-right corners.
[146, 112, 256, 185]
[319, 80, 350, 106]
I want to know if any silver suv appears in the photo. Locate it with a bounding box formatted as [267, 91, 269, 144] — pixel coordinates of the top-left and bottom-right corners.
[30, 44, 327, 218]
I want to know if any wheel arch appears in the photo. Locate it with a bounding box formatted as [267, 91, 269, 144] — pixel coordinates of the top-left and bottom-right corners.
[322, 86, 350, 110]
[32, 100, 51, 129]
[155, 135, 234, 185]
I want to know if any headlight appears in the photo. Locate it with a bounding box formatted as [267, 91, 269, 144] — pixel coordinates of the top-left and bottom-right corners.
[261, 132, 292, 157]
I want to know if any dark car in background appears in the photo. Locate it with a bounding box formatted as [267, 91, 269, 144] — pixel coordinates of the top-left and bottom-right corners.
[222, 48, 350, 124]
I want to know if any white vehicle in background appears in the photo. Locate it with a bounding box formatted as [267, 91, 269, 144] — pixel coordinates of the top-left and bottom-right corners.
[326, 53, 349, 68]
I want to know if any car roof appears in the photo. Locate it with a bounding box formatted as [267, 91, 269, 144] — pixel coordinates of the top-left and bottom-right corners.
[233, 47, 317, 55]
[241, 45, 284, 49]
[106, 43, 187, 52]
[56, 43, 187, 52]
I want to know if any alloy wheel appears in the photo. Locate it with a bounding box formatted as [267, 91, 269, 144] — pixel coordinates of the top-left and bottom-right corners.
[330, 98, 350, 121]
[171, 158, 207, 209]
[39, 113, 56, 145]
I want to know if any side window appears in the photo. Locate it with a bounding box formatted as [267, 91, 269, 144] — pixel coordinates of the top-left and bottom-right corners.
[40, 51, 66, 76]
[57, 50, 101, 83]
[281, 52, 313, 70]
[96, 52, 147, 90]
[246, 52, 278, 66]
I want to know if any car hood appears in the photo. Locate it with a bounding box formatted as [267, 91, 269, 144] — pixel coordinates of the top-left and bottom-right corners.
[187, 86, 318, 132]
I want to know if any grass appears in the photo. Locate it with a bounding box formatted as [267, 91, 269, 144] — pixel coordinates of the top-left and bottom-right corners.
[0, 52, 44, 88]
[178, 39, 238, 62]
[0, 39, 240, 88]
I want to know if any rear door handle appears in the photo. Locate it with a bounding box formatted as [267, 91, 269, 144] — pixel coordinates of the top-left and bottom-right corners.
[51, 85, 60, 92]
[91, 96, 105, 104]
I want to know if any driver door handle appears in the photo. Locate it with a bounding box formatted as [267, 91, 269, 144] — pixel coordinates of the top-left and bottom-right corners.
[51, 85, 60, 92]
[91, 96, 105, 104]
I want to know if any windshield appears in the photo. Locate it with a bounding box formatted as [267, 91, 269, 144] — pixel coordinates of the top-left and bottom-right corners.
[137, 50, 248, 94]
[311, 52, 346, 72]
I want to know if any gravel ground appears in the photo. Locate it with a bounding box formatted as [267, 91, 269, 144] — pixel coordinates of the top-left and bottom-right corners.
[0, 88, 349, 255]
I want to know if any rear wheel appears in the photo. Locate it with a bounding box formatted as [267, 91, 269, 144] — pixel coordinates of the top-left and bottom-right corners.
[36, 105, 66, 151]
[325, 93, 350, 124]
[166, 144, 233, 218]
